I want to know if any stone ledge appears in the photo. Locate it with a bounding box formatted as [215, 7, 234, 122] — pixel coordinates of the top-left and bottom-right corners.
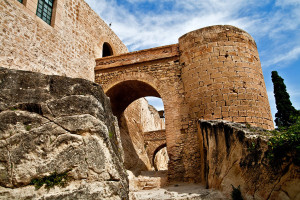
[95, 44, 179, 71]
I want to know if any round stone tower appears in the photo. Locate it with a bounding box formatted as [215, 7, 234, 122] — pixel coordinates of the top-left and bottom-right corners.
[179, 25, 273, 129]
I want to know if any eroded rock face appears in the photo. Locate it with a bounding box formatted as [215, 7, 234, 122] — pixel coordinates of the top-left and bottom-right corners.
[198, 120, 300, 200]
[0, 67, 128, 199]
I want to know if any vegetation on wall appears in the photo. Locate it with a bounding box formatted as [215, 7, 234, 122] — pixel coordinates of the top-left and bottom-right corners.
[269, 71, 300, 165]
[268, 115, 300, 165]
[30, 171, 70, 190]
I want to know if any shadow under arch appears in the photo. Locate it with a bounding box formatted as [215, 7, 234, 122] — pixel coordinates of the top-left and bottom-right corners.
[106, 80, 161, 118]
[152, 143, 167, 171]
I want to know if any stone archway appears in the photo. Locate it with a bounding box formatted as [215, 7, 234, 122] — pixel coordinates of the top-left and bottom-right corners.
[105, 79, 169, 174]
[106, 80, 160, 118]
[96, 66, 187, 180]
[152, 143, 167, 171]
[143, 130, 167, 169]
[94, 44, 200, 182]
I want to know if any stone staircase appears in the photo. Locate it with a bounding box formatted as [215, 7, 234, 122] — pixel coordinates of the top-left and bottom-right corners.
[137, 171, 168, 190]
[129, 170, 229, 200]
[129, 170, 168, 191]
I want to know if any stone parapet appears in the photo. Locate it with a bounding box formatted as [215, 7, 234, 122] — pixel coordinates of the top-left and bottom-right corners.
[95, 44, 179, 70]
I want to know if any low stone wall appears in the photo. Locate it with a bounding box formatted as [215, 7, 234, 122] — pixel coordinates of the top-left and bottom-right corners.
[198, 120, 299, 200]
[0, 67, 128, 199]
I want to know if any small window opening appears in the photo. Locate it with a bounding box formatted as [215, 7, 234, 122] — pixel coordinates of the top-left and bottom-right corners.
[17, 0, 23, 3]
[102, 42, 113, 57]
[36, 0, 54, 25]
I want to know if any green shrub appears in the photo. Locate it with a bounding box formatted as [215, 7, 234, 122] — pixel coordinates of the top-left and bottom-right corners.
[109, 131, 114, 139]
[268, 115, 300, 165]
[30, 171, 70, 190]
[25, 125, 31, 131]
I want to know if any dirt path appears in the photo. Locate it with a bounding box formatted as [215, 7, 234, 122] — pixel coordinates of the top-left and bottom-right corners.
[130, 183, 229, 200]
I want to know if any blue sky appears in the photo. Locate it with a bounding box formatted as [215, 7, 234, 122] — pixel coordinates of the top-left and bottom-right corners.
[86, 0, 300, 121]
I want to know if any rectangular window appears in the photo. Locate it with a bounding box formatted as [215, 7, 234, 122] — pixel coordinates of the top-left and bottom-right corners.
[17, 0, 23, 3]
[36, 0, 54, 25]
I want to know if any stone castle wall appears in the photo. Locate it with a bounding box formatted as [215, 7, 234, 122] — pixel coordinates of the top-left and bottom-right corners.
[0, 0, 127, 81]
[179, 25, 273, 130]
[95, 25, 274, 182]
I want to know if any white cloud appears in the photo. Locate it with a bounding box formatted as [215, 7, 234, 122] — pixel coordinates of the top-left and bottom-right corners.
[276, 0, 300, 6]
[85, 0, 300, 113]
[86, 0, 269, 51]
[264, 46, 300, 67]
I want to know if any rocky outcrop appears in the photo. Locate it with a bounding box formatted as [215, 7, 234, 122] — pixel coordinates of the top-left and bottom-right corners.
[198, 120, 300, 200]
[0, 67, 128, 199]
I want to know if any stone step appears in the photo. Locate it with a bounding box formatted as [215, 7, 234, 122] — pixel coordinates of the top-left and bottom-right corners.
[129, 183, 229, 200]
[129, 170, 168, 191]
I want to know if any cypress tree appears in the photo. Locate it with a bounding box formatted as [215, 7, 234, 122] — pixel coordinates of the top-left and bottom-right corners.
[271, 71, 297, 127]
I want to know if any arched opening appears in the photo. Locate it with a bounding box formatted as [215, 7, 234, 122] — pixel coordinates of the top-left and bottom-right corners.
[106, 80, 160, 118]
[106, 80, 168, 187]
[152, 143, 169, 171]
[102, 42, 113, 57]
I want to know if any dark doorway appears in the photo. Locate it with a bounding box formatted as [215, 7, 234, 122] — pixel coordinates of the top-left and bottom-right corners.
[102, 42, 113, 57]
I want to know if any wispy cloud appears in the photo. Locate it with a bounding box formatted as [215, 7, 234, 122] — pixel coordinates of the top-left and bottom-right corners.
[86, 0, 300, 55]
[264, 47, 300, 67]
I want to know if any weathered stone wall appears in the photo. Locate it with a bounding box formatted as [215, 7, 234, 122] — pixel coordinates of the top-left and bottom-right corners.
[95, 46, 190, 181]
[143, 130, 166, 168]
[0, 0, 127, 81]
[141, 101, 165, 132]
[198, 120, 299, 200]
[0, 67, 128, 199]
[179, 25, 273, 130]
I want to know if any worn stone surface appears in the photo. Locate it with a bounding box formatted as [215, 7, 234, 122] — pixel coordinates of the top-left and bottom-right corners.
[198, 120, 300, 200]
[0, 67, 128, 199]
[128, 170, 168, 192]
[0, 0, 127, 81]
